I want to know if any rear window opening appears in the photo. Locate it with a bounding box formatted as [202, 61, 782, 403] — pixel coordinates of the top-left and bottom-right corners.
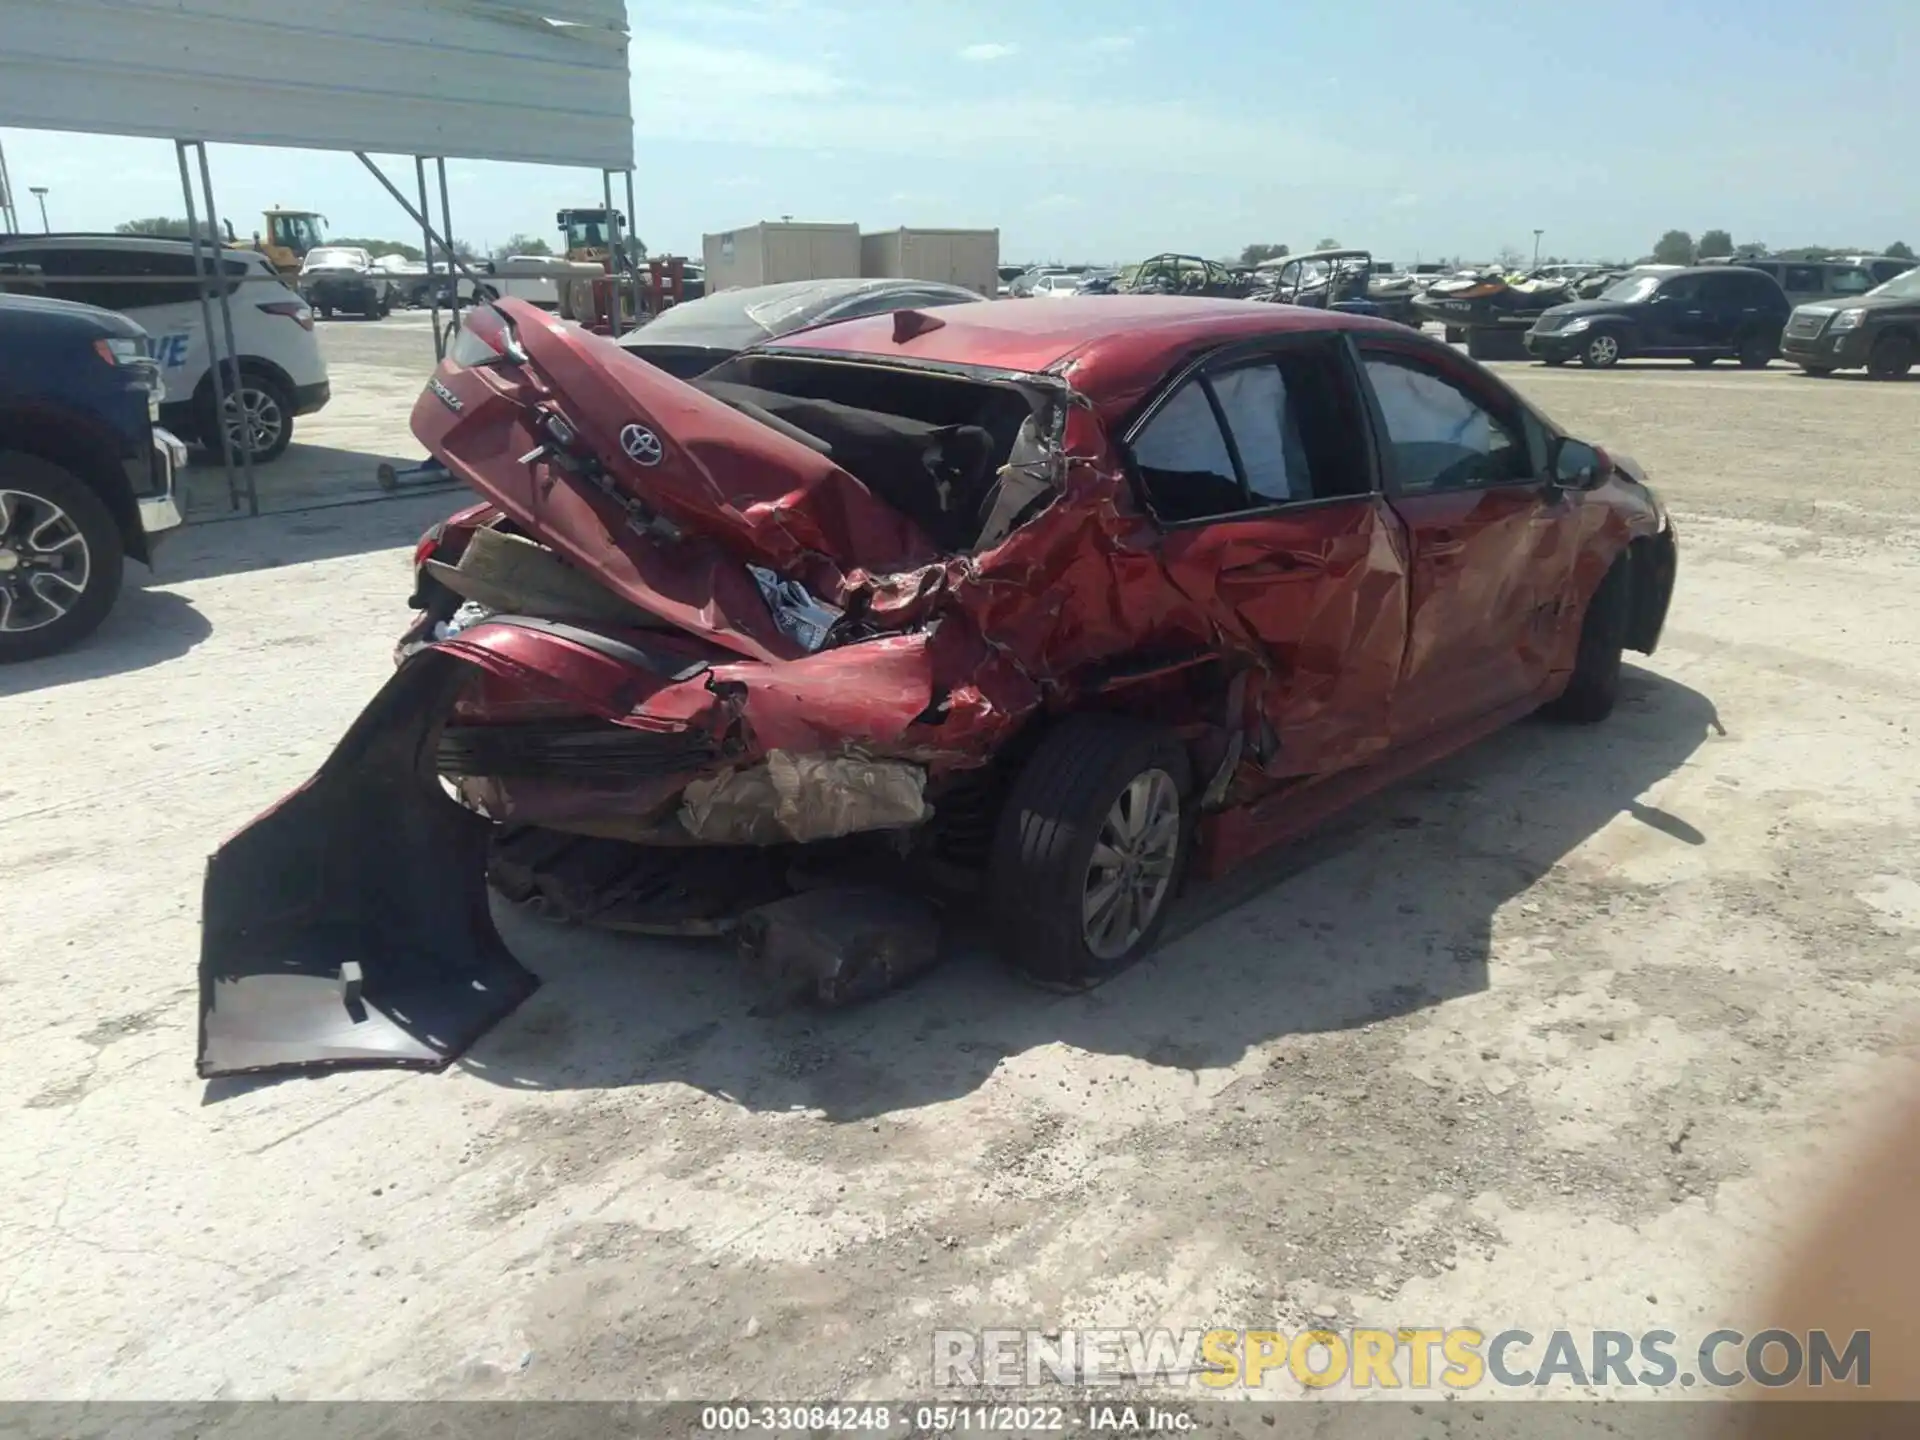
[692, 352, 1052, 553]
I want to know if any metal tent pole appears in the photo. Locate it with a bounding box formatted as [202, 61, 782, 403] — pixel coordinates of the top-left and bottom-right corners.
[416, 155, 443, 361]
[0, 137, 18, 233]
[600, 167, 623, 335]
[437, 158, 460, 341]
[623, 167, 642, 325]
[175, 140, 252, 515]
[193, 141, 258, 515]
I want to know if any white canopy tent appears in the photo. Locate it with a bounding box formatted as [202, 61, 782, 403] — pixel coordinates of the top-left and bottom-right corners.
[0, 0, 638, 513]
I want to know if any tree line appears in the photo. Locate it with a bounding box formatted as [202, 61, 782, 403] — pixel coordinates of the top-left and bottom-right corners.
[1646, 229, 1912, 265]
[111, 218, 561, 263]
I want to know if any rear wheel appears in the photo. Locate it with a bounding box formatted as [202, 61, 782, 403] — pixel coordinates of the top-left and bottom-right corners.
[197, 371, 295, 463]
[1736, 332, 1774, 369]
[1868, 332, 1915, 380]
[0, 454, 125, 663]
[1580, 331, 1622, 368]
[1540, 555, 1632, 724]
[1691, 355, 1717, 368]
[1799, 364, 1835, 377]
[988, 715, 1191, 986]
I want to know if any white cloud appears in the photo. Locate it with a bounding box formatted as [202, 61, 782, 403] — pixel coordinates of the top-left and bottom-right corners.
[959, 42, 1017, 61]
[1088, 34, 1136, 52]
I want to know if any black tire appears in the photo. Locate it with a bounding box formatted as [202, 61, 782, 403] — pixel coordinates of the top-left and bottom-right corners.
[0, 453, 125, 663]
[1540, 555, 1632, 724]
[1541, 354, 1569, 367]
[1867, 332, 1915, 380]
[1690, 355, 1717, 368]
[1580, 330, 1623, 368]
[196, 370, 295, 464]
[476, 285, 500, 303]
[1799, 364, 1835, 377]
[318, 305, 334, 320]
[987, 715, 1192, 986]
[1736, 332, 1774, 369]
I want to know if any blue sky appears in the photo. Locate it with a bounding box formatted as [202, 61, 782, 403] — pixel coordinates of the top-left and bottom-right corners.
[4, 0, 1915, 264]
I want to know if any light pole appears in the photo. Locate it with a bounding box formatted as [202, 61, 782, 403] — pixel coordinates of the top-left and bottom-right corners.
[30, 186, 50, 233]
[1532, 229, 1544, 268]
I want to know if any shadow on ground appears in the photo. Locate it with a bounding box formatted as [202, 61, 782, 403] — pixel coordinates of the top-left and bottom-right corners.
[452, 666, 1721, 1120]
[157, 486, 458, 586]
[0, 585, 211, 697]
[181, 444, 455, 525]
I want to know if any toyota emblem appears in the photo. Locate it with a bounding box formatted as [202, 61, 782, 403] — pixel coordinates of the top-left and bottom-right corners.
[620, 423, 663, 467]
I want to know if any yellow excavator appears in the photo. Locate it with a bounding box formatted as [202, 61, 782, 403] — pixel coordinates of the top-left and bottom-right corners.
[253, 209, 328, 277]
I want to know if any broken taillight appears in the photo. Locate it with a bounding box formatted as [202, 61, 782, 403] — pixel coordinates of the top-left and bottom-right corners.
[413, 521, 446, 572]
[449, 305, 525, 367]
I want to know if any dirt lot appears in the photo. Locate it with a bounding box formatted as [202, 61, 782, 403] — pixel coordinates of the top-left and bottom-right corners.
[2, 316, 1916, 1402]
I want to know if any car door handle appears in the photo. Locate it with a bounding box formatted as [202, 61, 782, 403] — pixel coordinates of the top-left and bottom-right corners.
[1426, 529, 1467, 561]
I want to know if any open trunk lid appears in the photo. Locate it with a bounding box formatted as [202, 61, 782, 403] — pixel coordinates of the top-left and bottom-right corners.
[412, 302, 943, 662]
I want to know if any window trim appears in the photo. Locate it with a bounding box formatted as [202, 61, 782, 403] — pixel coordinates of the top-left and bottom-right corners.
[1119, 332, 1383, 531]
[1353, 338, 1542, 499]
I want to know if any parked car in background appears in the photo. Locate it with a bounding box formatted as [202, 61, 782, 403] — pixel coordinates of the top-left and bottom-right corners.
[1029, 273, 1083, 298]
[1009, 266, 1076, 297]
[615, 276, 984, 379]
[201, 294, 1677, 1077]
[0, 234, 329, 461]
[298, 245, 394, 319]
[0, 294, 185, 661]
[1712, 256, 1883, 306]
[1524, 265, 1789, 368]
[1836, 255, 1918, 287]
[1780, 263, 1920, 379]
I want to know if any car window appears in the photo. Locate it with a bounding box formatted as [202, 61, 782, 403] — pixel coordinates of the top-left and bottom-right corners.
[0, 245, 241, 310]
[1210, 363, 1307, 503]
[1783, 264, 1822, 293]
[1363, 354, 1528, 494]
[1656, 274, 1701, 304]
[1131, 348, 1372, 523]
[1827, 267, 1873, 297]
[1131, 379, 1243, 521]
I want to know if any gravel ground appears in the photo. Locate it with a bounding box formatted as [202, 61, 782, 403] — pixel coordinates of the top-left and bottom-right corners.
[2, 314, 1916, 1403]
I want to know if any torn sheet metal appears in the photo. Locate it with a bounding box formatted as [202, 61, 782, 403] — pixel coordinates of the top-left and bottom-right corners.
[679, 751, 930, 845]
[737, 886, 943, 1009]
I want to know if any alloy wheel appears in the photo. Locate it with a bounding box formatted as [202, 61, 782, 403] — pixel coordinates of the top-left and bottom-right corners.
[0, 488, 93, 634]
[1585, 334, 1620, 367]
[1081, 768, 1182, 960]
[221, 385, 286, 456]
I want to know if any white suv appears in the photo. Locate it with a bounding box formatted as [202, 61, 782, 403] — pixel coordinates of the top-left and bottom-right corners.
[0, 233, 330, 461]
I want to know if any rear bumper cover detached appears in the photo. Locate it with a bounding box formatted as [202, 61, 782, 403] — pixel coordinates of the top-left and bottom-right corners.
[197, 650, 538, 1079]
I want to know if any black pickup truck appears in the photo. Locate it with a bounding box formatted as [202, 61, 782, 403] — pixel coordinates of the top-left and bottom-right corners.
[0, 293, 186, 661]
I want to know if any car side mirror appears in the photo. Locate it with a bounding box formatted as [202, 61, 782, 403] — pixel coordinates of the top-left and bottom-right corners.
[1551, 437, 1610, 489]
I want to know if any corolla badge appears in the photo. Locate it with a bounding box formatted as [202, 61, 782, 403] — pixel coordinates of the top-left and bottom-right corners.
[620, 423, 664, 467]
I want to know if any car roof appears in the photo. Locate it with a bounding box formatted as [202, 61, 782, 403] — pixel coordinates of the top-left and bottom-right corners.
[766, 295, 1406, 408]
[0, 232, 271, 268]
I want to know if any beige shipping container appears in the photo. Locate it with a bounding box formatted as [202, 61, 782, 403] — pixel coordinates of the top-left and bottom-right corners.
[701, 221, 862, 291]
[860, 228, 1000, 299]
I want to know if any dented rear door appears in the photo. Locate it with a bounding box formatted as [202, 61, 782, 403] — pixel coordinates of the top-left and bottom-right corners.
[1137, 342, 1408, 779]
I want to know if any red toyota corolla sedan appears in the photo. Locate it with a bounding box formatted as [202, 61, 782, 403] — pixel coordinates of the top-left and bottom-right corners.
[198, 296, 1676, 1077]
